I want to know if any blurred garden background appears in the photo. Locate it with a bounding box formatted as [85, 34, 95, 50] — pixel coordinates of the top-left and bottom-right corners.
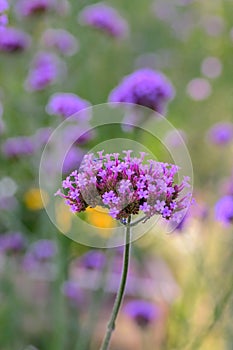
[0, 0, 233, 349]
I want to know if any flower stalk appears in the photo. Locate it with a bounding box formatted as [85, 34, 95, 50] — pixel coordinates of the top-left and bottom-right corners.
[100, 215, 132, 350]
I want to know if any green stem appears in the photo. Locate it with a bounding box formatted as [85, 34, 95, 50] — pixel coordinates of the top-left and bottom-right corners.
[99, 215, 132, 350]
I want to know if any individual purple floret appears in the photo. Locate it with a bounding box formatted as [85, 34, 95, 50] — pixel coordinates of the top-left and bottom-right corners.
[109, 69, 175, 114]
[56, 151, 191, 223]
[78, 3, 129, 39]
[46, 92, 90, 118]
[0, 27, 31, 52]
[25, 52, 64, 91]
[2, 136, 35, 158]
[79, 250, 106, 270]
[0, 0, 8, 13]
[41, 28, 79, 56]
[215, 195, 233, 226]
[15, 0, 55, 17]
[123, 300, 160, 328]
[0, 232, 26, 254]
[207, 122, 233, 146]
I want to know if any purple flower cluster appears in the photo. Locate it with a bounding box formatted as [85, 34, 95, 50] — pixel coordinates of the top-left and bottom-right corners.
[41, 28, 79, 56]
[123, 300, 160, 327]
[46, 92, 90, 118]
[25, 52, 64, 91]
[78, 3, 128, 39]
[207, 122, 233, 146]
[56, 151, 191, 223]
[0, 232, 26, 254]
[215, 195, 233, 226]
[16, 0, 55, 17]
[0, 27, 31, 52]
[109, 69, 174, 114]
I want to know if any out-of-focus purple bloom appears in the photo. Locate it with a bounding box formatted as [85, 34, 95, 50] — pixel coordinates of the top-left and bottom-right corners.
[41, 28, 79, 56]
[207, 122, 233, 146]
[79, 250, 106, 270]
[0, 13, 8, 26]
[0, 232, 26, 253]
[46, 92, 90, 118]
[2, 136, 35, 158]
[62, 146, 84, 174]
[25, 52, 64, 91]
[215, 195, 233, 226]
[0, 0, 8, 13]
[30, 239, 57, 261]
[32, 127, 53, 150]
[63, 124, 94, 145]
[0, 27, 31, 52]
[109, 69, 174, 114]
[186, 78, 212, 101]
[16, 0, 55, 17]
[78, 3, 129, 39]
[164, 129, 187, 148]
[57, 151, 191, 223]
[62, 280, 83, 303]
[202, 15, 225, 37]
[201, 57, 222, 79]
[123, 300, 160, 327]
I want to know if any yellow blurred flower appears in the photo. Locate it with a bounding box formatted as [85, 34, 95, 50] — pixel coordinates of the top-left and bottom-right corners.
[86, 206, 116, 229]
[55, 200, 73, 233]
[24, 188, 49, 210]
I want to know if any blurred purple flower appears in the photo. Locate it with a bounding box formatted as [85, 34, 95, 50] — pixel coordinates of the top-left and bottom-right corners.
[25, 52, 64, 91]
[187, 78, 212, 101]
[79, 250, 106, 270]
[32, 127, 53, 149]
[2, 136, 35, 158]
[41, 28, 79, 56]
[0, 232, 26, 254]
[46, 92, 90, 118]
[62, 146, 84, 174]
[123, 300, 160, 328]
[62, 280, 83, 303]
[0, 27, 31, 52]
[0, 0, 8, 12]
[30, 239, 57, 261]
[0, 13, 8, 26]
[78, 3, 129, 39]
[16, 0, 55, 17]
[207, 122, 233, 146]
[201, 57, 222, 79]
[109, 69, 174, 114]
[215, 195, 233, 226]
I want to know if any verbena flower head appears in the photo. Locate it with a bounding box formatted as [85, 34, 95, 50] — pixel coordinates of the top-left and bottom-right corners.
[123, 300, 160, 328]
[108, 69, 175, 114]
[16, 0, 55, 17]
[25, 52, 63, 91]
[46, 92, 90, 118]
[41, 28, 79, 56]
[207, 122, 233, 146]
[78, 3, 128, 38]
[0, 27, 31, 52]
[56, 151, 191, 224]
[215, 195, 233, 226]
